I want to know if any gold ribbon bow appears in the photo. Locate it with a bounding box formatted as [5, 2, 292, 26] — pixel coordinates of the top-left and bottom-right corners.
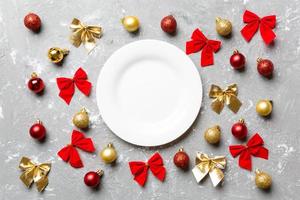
[192, 153, 226, 187]
[19, 157, 51, 192]
[70, 18, 102, 53]
[209, 83, 242, 114]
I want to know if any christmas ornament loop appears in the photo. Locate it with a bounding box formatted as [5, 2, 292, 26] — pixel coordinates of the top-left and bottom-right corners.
[19, 157, 51, 192]
[48, 47, 69, 64]
[192, 152, 226, 187]
[96, 169, 104, 176]
[70, 18, 102, 53]
[209, 84, 242, 114]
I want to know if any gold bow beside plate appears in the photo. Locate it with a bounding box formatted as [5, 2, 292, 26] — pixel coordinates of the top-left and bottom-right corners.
[19, 157, 51, 192]
[192, 153, 226, 187]
[70, 18, 102, 53]
[209, 83, 242, 114]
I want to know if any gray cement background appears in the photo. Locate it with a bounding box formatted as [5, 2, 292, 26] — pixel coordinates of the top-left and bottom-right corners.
[0, 0, 300, 199]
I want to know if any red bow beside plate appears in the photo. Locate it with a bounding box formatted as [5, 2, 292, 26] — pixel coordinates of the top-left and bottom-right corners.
[129, 153, 166, 186]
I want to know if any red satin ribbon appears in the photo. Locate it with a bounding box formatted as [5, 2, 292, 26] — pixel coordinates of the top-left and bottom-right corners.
[56, 67, 92, 105]
[129, 153, 166, 186]
[229, 133, 268, 171]
[57, 130, 95, 168]
[186, 29, 221, 67]
[241, 10, 276, 45]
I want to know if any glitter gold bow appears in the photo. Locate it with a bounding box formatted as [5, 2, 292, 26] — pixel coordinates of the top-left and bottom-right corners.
[209, 84, 242, 114]
[192, 153, 226, 187]
[19, 157, 51, 192]
[70, 18, 102, 53]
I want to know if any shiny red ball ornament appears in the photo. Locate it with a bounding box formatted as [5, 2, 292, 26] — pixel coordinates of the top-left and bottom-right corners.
[231, 119, 248, 139]
[173, 148, 189, 170]
[84, 170, 104, 187]
[24, 13, 41, 32]
[28, 72, 45, 94]
[257, 58, 274, 77]
[230, 50, 246, 70]
[29, 120, 46, 140]
[161, 15, 177, 34]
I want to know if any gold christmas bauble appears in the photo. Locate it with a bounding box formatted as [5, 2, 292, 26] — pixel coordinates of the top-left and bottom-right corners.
[121, 16, 140, 32]
[256, 100, 273, 117]
[216, 17, 232, 36]
[204, 125, 221, 144]
[100, 143, 117, 164]
[48, 47, 69, 63]
[255, 169, 272, 190]
[72, 108, 89, 129]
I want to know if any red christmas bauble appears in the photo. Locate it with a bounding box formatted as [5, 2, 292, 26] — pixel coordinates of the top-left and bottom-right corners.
[24, 13, 41, 32]
[231, 119, 248, 139]
[257, 58, 274, 77]
[230, 50, 245, 70]
[84, 171, 102, 187]
[161, 15, 177, 34]
[173, 148, 189, 170]
[28, 73, 45, 94]
[29, 121, 46, 140]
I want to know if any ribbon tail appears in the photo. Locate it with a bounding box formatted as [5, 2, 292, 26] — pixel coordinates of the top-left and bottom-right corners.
[241, 22, 259, 42]
[211, 99, 224, 114]
[260, 23, 276, 45]
[192, 166, 209, 183]
[20, 169, 35, 188]
[209, 167, 224, 187]
[69, 147, 84, 168]
[201, 45, 214, 67]
[226, 95, 242, 113]
[35, 176, 48, 192]
[239, 151, 252, 171]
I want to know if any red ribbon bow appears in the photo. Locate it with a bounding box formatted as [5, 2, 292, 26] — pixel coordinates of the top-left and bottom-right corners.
[129, 153, 166, 186]
[229, 133, 268, 171]
[186, 29, 221, 67]
[241, 10, 276, 45]
[56, 67, 92, 105]
[57, 130, 95, 168]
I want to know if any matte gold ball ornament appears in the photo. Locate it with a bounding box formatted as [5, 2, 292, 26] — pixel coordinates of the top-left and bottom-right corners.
[100, 143, 117, 164]
[72, 108, 89, 129]
[256, 100, 273, 117]
[255, 169, 272, 190]
[216, 17, 232, 36]
[48, 47, 69, 63]
[121, 16, 140, 32]
[204, 125, 221, 144]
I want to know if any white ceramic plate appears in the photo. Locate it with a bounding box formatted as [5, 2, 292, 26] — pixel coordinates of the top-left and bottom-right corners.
[96, 40, 202, 146]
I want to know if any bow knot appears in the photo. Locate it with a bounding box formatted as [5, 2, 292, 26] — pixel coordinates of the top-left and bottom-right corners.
[70, 18, 102, 52]
[56, 67, 92, 105]
[57, 130, 95, 168]
[209, 84, 242, 114]
[129, 153, 166, 187]
[192, 153, 226, 187]
[186, 29, 221, 67]
[19, 157, 51, 192]
[241, 10, 276, 45]
[229, 133, 269, 170]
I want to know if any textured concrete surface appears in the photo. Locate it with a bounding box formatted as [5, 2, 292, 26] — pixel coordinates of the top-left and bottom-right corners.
[1, 0, 300, 199]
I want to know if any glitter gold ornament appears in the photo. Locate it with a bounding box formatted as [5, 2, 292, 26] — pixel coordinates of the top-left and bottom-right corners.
[255, 169, 272, 190]
[100, 143, 117, 164]
[48, 47, 69, 64]
[121, 16, 140, 32]
[256, 100, 273, 117]
[216, 17, 232, 36]
[204, 125, 221, 144]
[72, 108, 89, 129]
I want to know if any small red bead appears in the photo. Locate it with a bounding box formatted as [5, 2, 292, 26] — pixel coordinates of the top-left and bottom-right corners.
[24, 13, 41, 32]
[173, 149, 189, 170]
[230, 51, 246, 70]
[231, 121, 248, 139]
[257, 59, 274, 77]
[161, 15, 177, 34]
[84, 171, 100, 187]
[28, 75, 44, 94]
[29, 122, 46, 140]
